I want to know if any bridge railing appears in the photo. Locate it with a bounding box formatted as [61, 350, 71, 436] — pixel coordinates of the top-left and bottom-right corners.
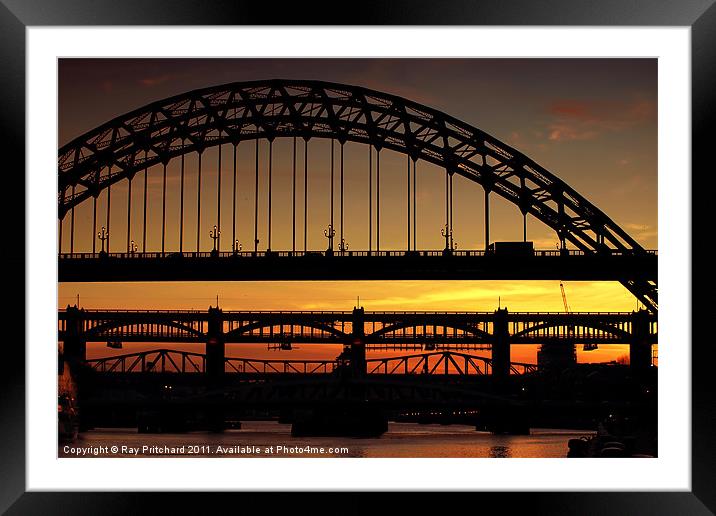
[59, 308, 638, 316]
[59, 309, 207, 315]
[84, 349, 537, 376]
[58, 249, 657, 259]
[226, 357, 338, 374]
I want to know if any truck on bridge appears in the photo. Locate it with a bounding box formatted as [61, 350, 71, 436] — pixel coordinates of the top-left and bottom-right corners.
[487, 241, 534, 257]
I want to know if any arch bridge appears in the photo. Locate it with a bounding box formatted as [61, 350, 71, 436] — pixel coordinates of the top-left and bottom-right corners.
[60, 306, 657, 376]
[58, 79, 657, 312]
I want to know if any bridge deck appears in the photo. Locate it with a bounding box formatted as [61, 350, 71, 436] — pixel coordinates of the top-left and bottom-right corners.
[58, 251, 657, 282]
[84, 349, 538, 376]
[58, 308, 658, 345]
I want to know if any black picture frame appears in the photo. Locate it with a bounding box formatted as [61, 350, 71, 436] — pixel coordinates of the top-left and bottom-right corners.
[1, 1, 712, 513]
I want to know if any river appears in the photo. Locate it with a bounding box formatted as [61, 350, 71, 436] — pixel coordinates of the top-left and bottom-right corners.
[59, 421, 591, 458]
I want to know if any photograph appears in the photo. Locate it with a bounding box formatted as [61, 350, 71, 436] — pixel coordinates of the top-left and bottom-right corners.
[56, 57, 658, 459]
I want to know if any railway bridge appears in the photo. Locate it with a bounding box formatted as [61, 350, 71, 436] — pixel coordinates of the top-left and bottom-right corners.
[60, 306, 657, 379]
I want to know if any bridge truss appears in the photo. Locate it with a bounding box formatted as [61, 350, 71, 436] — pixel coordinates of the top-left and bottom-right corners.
[84, 349, 539, 376]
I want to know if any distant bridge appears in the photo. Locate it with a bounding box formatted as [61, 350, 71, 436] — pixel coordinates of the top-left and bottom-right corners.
[59, 307, 656, 345]
[60, 306, 657, 376]
[85, 349, 538, 376]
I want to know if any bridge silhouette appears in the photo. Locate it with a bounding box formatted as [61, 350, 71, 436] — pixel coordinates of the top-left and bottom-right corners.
[60, 306, 657, 372]
[65, 305, 656, 435]
[58, 79, 658, 436]
[85, 349, 540, 376]
[58, 79, 657, 312]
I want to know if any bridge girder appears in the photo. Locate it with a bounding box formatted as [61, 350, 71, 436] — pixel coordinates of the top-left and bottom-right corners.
[59, 308, 657, 346]
[84, 348, 541, 377]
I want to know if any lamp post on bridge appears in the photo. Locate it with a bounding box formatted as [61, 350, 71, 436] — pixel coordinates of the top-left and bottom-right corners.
[339, 238, 349, 255]
[129, 240, 137, 255]
[324, 224, 336, 255]
[209, 225, 220, 257]
[97, 226, 109, 256]
[441, 224, 454, 255]
[232, 240, 242, 256]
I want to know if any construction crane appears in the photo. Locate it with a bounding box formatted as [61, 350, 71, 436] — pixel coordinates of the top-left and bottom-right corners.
[560, 281, 570, 314]
[560, 281, 597, 351]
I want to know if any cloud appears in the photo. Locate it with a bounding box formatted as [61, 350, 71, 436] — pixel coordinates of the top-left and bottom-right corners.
[139, 74, 176, 87]
[544, 97, 655, 142]
[547, 124, 598, 142]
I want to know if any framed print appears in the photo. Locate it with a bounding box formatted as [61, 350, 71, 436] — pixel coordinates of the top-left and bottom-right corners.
[2, 0, 713, 513]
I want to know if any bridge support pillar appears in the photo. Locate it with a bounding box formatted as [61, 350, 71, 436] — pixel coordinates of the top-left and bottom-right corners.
[492, 308, 510, 379]
[206, 307, 225, 431]
[62, 306, 86, 365]
[349, 307, 367, 376]
[630, 309, 652, 372]
[60, 305, 87, 430]
[206, 307, 225, 379]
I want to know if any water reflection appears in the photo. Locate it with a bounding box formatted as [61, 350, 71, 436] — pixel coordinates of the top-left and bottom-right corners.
[60, 422, 587, 458]
[489, 445, 512, 458]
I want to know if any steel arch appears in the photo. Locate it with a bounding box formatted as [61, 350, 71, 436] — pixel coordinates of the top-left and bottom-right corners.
[57, 79, 657, 311]
[369, 321, 492, 341]
[83, 320, 204, 340]
[224, 321, 349, 341]
[511, 320, 631, 341]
